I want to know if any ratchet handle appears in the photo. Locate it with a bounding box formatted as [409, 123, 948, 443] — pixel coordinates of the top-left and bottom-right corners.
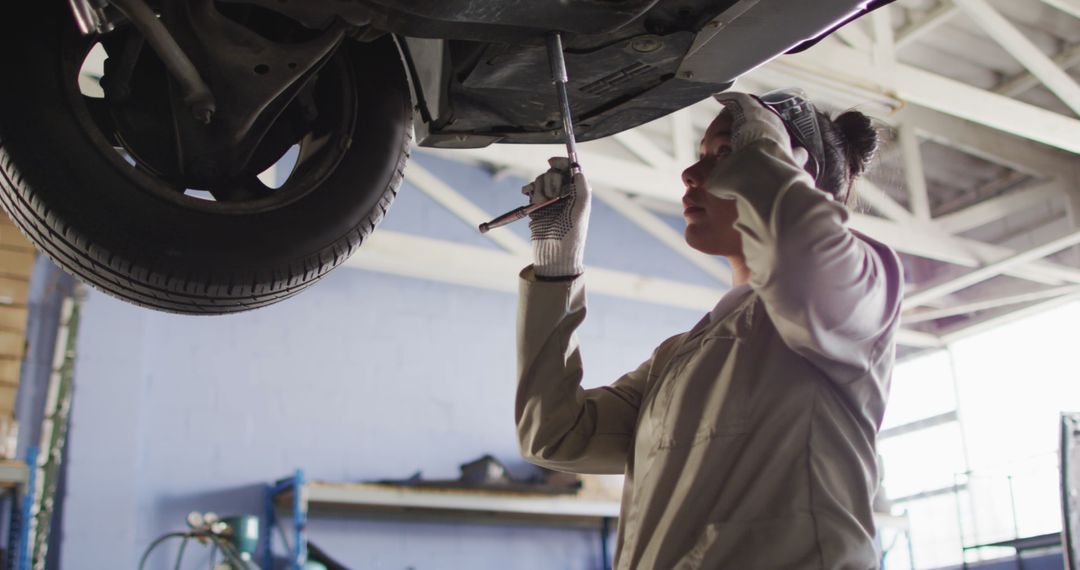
[477, 32, 580, 234]
[478, 193, 569, 234]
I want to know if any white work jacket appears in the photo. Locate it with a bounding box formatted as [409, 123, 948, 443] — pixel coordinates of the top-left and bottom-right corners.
[515, 138, 904, 569]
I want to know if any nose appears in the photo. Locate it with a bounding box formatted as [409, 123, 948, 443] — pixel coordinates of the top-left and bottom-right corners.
[682, 158, 709, 191]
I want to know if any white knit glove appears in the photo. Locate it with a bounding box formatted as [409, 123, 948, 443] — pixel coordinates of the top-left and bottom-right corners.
[713, 92, 808, 166]
[521, 157, 591, 277]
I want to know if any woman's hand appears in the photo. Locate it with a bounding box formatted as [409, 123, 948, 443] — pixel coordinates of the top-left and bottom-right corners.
[713, 92, 808, 168]
[522, 157, 592, 277]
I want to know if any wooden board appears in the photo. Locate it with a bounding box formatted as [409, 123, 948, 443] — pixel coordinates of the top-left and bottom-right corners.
[0, 384, 16, 415]
[0, 250, 35, 279]
[0, 331, 25, 360]
[0, 277, 29, 305]
[0, 231, 34, 253]
[0, 307, 29, 333]
[0, 359, 20, 386]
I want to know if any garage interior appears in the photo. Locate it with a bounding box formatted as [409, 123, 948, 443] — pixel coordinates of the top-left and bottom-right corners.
[0, 0, 1079, 568]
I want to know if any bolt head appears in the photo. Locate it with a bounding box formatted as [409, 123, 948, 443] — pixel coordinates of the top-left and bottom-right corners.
[193, 107, 214, 125]
[630, 37, 662, 53]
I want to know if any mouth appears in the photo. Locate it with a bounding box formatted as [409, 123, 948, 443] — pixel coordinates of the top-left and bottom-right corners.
[682, 198, 705, 217]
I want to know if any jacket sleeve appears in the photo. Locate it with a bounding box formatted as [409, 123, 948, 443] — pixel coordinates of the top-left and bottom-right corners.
[516, 266, 659, 475]
[706, 139, 904, 383]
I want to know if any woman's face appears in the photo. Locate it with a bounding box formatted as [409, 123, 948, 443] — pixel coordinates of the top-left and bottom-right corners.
[680, 111, 742, 257]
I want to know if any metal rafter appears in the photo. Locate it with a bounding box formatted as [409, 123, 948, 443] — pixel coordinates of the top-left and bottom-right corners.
[427, 144, 1080, 287]
[613, 130, 678, 170]
[995, 42, 1080, 97]
[770, 40, 1080, 154]
[1042, 0, 1080, 20]
[898, 123, 933, 220]
[954, 0, 1080, 116]
[895, 1, 959, 49]
[898, 105, 1077, 180]
[671, 112, 697, 166]
[905, 228, 1080, 307]
[592, 186, 732, 284]
[836, 21, 874, 52]
[938, 286, 1080, 342]
[903, 284, 1080, 323]
[344, 230, 938, 348]
[404, 163, 531, 256]
[854, 180, 915, 222]
[935, 179, 1067, 234]
[871, 5, 897, 68]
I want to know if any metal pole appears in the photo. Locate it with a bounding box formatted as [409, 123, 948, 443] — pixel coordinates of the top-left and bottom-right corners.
[292, 469, 307, 570]
[478, 32, 581, 233]
[1007, 475, 1024, 569]
[600, 517, 611, 570]
[17, 447, 39, 570]
[545, 33, 581, 176]
[262, 484, 275, 569]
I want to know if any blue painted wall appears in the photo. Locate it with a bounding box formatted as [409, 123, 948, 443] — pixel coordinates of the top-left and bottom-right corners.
[52, 153, 720, 569]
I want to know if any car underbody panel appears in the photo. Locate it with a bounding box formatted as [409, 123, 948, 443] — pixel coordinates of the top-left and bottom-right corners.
[398, 0, 871, 148]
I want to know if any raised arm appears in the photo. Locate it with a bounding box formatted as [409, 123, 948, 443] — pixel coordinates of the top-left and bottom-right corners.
[516, 269, 661, 474]
[707, 95, 904, 382]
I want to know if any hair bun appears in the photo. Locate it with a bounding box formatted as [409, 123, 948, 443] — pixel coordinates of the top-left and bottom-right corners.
[832, 111, 878, 177]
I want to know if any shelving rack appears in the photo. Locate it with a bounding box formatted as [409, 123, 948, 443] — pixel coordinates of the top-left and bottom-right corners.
[263, 469, 618, 570]
[2, 448, 36, 570]
[265, 470, 913, 570]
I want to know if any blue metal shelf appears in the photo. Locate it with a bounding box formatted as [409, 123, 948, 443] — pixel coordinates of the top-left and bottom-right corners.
[264, 470, 617, 570]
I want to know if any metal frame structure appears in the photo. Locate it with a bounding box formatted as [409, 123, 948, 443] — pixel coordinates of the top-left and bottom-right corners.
[2, 447, 38, 570]
[339, 0, 1080, 360]
[263, 470, 618, 570]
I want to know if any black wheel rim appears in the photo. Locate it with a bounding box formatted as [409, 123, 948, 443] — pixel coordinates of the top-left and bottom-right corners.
[64, 16, 358, 216]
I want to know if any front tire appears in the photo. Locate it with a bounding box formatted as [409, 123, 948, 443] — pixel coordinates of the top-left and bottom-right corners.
[0, 3, 412, 314]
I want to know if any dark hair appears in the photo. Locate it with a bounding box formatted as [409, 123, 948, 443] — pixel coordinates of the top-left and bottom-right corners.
[814, 110, 879, 205]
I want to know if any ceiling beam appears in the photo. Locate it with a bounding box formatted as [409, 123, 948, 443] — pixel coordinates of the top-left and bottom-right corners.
[897, 122, 932, 220]
[592, 186, 732, 284]
[613, 130, 677, 169]
[847, 214, 1064, 285]
[902, 283, 1080, 323]
[1041, 0, 1080, 20]
[404, 163, 531, 256]
[424, 145, 677, 203]
[898, 105, 1078, 180]
[346, 230, 936, 347]
[953, 0, 1080, 116]
[871, 6, 897, 68]
[772, 40, 1080, 154]
[344, 229, 725, 311]
[835, 23, 874, 52]
[425, 145, 1080, 285]
[895, 329, 946, 348]
[995, 42, 1080, 98]
[671, 111, 697, 166]
[895, 2, 959, 49]
[934, 179, 1067, 234]
[905, 228, 1080, 307]
[854, 180, 914, 222]
[938, 286, 1080, 343]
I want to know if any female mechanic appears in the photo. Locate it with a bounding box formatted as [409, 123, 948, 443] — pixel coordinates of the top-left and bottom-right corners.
[514, 90, 903, 569]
